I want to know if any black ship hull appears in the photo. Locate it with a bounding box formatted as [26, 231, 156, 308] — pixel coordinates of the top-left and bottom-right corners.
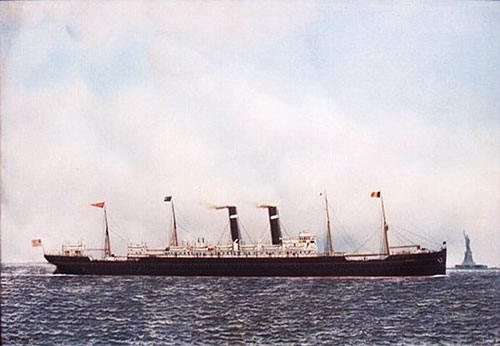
[45, 248, 446, 277]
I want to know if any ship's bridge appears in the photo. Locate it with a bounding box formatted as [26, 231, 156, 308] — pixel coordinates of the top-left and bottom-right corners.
[282, 232, 317, 252]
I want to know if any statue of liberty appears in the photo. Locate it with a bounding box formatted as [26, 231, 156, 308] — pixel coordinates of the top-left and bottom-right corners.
[462, 232, 475, 266]
[455, 231, 487, 269]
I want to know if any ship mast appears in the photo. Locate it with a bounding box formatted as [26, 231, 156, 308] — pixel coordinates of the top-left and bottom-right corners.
[164, 196, 178, 247]
[371, 191, 390, 255]
[91, 202, 111, 258]
[379, 194, 390, 256]
[104, 206, 111, 257]
[323, 192, 333, 255]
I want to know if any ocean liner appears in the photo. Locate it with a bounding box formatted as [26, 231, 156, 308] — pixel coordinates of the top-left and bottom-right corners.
[44, 192, 447, 276]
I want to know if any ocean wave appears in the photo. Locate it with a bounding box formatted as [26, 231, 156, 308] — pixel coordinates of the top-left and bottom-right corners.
[1, 264, 498, 345]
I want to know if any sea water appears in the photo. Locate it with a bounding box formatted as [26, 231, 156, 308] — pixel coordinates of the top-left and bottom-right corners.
[1, 263, 498, 345]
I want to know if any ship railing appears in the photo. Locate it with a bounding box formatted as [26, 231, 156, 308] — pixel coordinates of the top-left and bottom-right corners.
[191, 246, 210, 251]
[344, 253, 391, 261]
[156, 250, 319, 258]
[261, 245, 282, 250]
[169, 246, 188, 252]
[146, 248, 166, 253]
[144, 248, 167, 257]
[127, 254, 147, 259]
[104, 256, 128, 261]
[240, 245, 258, 251]
[390, 244, 421, 251]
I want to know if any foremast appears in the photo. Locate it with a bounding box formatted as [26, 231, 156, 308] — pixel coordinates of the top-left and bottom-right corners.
[91, 201, 111, 258]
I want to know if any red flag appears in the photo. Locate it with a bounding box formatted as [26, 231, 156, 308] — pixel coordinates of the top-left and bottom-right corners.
[31, 238, 42, 247]
[90, 202, 105, 208]
[370, 191, 381, 198]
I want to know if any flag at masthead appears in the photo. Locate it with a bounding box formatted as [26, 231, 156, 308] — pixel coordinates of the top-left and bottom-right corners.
[371, 191, 389, 255]
[164, 196, 178, 247]
[91, 201, 111, 257]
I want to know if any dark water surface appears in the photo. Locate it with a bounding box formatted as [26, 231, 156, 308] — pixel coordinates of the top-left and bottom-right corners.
[1, 264, 498, 345]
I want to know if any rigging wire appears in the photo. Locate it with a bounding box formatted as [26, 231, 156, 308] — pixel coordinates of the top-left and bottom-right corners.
[216, 223, 230, 245]
[335, 225, 358, 249]
[331, 218, 361, 252]
[239, 221, 255, 244]
[176, 224, 198, 242]
[391, 227, 418, 245]
[352, 227, 380, 254]
[174, 207, 195, 230]
[174, 206, 217, 241]
[336, 232, 359, 253]
[105, 212, 129, 244]
[174, 211, 198, 240]
[389, 228, 411, 245]
[391, 225, 441, 247]
[323, 199, 362, 252]
[280, 222, 291, 238]
[168, 205, 221, 243]
[257, 224, 270, 243]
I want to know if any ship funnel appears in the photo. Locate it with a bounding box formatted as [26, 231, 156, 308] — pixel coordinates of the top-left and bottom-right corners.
[216, 206, 241, 245]
[259, 205, 282, 245]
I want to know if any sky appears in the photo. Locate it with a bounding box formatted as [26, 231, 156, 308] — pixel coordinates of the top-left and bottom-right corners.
[1, 1, 499, 266]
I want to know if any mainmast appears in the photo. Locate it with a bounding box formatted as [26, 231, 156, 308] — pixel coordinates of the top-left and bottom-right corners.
[323, 192, 333, 255]
[164, 196, 178, 247]
[371, 191, 389, 255]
